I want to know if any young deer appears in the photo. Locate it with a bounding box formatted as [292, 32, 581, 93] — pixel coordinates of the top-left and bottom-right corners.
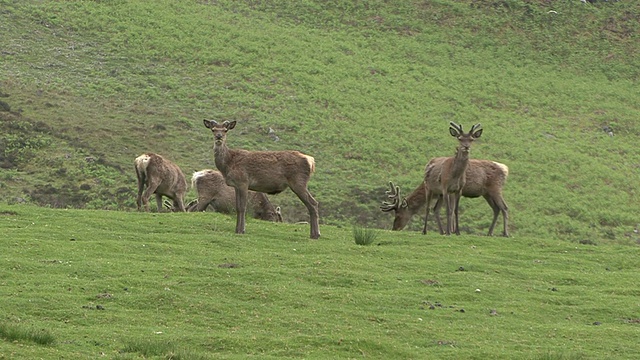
[203, 119, 320, 239]
[188, 169, 283, 222]
[134, 153, 187, 212]
[381, 157, 509, 236]
[424, 123, 482, 235]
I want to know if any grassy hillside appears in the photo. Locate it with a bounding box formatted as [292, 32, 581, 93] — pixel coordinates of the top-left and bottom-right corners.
[1, 0, 639, 242]
[2, 205, 640, 359]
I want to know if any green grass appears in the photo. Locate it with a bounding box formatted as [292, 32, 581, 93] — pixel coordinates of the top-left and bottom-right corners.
[0, 0, 638, 244]
[0, 323, 55, 346]
[0, 2, 639, 357]
[1, 204, 640, 359]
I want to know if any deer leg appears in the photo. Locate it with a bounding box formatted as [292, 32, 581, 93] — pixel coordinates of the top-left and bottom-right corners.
[422, 190, 434, 235]
[140, 181, 159, 212]
[155, 194, 164, 212]
[195, 199, 209, 212]
[173, 191, 186, 212]
[442, 193, 448, 235]
[499, 197, 510, 237]
[453, 193, 462, 235]
[172, 197, 186, 212]
[483, 196, 500, 236]
[191, 193, 212, 212]
[291, 186, 320, 239]
[432, 195, 445, 235]
[444, 193, 454, 235]
[484, 195, 509, 237]
[136, 171, 145, 211]
[234, 187, 249, 234]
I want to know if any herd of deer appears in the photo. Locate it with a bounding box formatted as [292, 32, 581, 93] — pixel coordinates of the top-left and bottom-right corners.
[135, 120, 509, 239]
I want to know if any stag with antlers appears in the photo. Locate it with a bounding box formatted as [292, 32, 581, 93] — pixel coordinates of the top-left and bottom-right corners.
[423, 122, 483, 235]
[380, 155, 509, 236]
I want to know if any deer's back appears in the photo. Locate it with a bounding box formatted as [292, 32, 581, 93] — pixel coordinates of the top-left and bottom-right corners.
[192, 170, 234, 212]
[223, 149, 315, 194]
[192, 170, 232, 197]
[424, 157, 448, 194]
[192, 169, 279, 217]
[462, 160, 508, 197]
[224, 150, 312, 174]
[139, 153, 187, 195]
[424, 157, 508, 197]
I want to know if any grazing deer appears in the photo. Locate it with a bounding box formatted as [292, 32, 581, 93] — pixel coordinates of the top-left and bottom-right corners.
[134, 153, 187, 212]
[424, 123, 483, 235]
[203, 120, 320, 239]
[381, 157, 509, 236]
[188, 169, 283, 222]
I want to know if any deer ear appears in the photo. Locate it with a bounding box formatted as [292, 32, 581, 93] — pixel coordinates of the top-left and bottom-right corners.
[472, 127, 483, 138]
[203, 119, 217, 129]
[401, 199, 408, 209]
[449, 127, 459, 137]
[227, 120, 237, 130]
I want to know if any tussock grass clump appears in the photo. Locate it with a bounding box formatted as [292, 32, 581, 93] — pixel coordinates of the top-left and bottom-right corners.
[353, 226, 378, 245]
[533, 352, 587, 360]
[0, 322, 55, 346]
[120, 340, 209, 360]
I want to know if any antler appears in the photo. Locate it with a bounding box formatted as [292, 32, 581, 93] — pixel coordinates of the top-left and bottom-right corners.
[449, 121, 463, 132]
[470, 123, 482, 133]
[380, 181, 401, 212]
[449, 122, 464, 137]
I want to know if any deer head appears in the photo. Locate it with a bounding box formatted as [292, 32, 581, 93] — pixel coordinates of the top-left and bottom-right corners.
[380, 181, 412, 230]
[449, 122, 482, 154]
[203, 120, 236, 145]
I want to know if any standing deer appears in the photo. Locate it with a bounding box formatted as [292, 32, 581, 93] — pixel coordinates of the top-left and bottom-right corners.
[188, 169, 283, 222]
[203, 119, 320, 239]
[380, 157, 509, 236]
[134, 153, 187, 212]
[424, 123, 483, 235]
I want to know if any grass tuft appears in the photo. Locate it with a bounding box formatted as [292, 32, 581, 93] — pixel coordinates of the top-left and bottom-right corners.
[0, 322, 55, 346]
[121, 339, 209, 360]
[353, 226, 378, 245]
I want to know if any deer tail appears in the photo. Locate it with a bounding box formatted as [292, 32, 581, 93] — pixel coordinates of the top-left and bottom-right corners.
[134, 154, 152, 183]
[304, 155, 316, 174]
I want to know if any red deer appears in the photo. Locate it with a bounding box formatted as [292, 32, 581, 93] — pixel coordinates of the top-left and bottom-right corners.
[381, 157, 509, 236]
[134, 153, 187, 212]
[424, 123, 482, 235]
[203, 120, 320, 239]
[187, 169, 283, 222]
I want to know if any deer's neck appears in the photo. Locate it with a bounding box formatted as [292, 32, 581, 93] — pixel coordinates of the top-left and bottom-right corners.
[406, 182, 427, 214]
[213, 143, 232, 175]
[450, 148, 470, 179]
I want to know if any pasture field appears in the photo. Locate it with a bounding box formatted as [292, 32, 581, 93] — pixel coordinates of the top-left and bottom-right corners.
[1, 204, 640, 359]
[1, 0, 639, 243]
[1, 1, 640, 358]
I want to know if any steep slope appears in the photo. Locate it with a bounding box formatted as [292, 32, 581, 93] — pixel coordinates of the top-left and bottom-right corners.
[1, 0, 638, 242]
